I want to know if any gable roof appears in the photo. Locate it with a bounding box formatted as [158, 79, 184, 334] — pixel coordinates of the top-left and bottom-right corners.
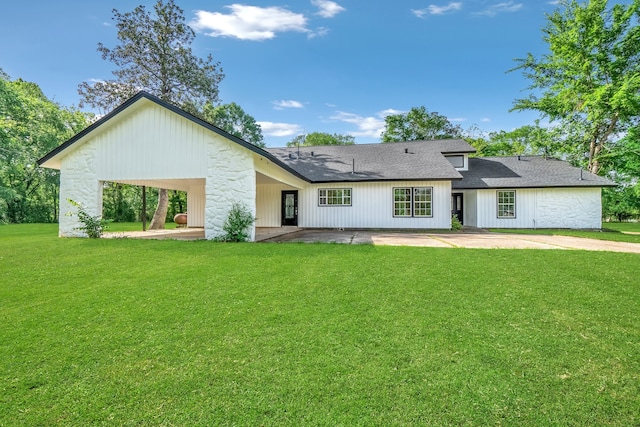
[36, 91, 309, 182]
[266, 139, 475, 183]
[454, 156, 616, 189]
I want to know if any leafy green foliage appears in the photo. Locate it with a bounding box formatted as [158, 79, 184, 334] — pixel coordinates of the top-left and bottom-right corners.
[451, 215, 462, 230]
[215, 202, 256, 242]
[66, 199, 109, 238]
[201, 102, 265, 147]
[1, 225, 639, 425]
[381, 106, 462, 142]
[286, 131, 355, 147]
[511, 0, 640, 174]
[0, 70, 89, 223]
[77, 0, 224, 114]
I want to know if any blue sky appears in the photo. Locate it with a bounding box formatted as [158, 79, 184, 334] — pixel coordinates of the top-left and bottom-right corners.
[1, 1, 567, 146]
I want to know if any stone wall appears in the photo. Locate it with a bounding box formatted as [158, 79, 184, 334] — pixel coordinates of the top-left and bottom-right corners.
[58, 142, 100, 237]
[204, 136, 256, 240]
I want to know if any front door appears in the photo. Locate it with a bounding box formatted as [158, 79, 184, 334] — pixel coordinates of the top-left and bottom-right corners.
[452, 193, 463, 224]
[281, 190, 298, 226]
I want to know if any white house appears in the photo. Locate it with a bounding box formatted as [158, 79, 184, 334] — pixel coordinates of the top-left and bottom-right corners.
[38, 92, 615, 240]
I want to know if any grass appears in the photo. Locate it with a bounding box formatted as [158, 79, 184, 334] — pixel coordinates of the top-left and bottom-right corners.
[1, 224, 639, 425]
[490, 221, 640, 244]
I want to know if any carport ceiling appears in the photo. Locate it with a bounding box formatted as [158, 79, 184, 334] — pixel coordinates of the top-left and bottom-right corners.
[104, 178, 204, 192]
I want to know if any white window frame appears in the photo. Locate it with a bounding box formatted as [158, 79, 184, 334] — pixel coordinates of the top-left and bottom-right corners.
[393, 187, 433, 218]
[497, 190, 516, 219]
[318, 188, 352, 206]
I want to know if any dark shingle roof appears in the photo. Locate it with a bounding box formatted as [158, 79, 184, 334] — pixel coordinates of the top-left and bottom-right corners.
[266, 139, 475, 182]
[454, 156, 615, 189]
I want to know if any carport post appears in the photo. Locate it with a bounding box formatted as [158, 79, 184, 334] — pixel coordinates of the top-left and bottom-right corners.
[142, 185, 147, 231]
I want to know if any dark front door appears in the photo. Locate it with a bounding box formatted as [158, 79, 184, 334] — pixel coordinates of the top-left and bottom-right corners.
[452, 193, 464, 224]
[281, 190, 298, 226]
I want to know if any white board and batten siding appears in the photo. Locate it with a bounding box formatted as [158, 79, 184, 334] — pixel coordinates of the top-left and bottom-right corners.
[471, 187, 602, 229]
[299, 181, 452, 229]
[255, 183, 296, 227]
[95, 103, 208, 181]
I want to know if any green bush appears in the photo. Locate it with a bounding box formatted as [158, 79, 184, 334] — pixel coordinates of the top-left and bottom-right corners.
[451, 215, 462, 231]
[67, 199, 109, 238]
[215, 202, 256, 242]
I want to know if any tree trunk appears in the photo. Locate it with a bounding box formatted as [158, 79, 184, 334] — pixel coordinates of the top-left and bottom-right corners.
[149, 188, 169, 229]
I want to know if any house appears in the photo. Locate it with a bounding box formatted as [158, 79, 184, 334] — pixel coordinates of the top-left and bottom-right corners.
[38, 92, 615, 240]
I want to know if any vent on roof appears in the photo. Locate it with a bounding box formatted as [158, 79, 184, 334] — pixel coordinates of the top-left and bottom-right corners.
[405, 148, 408, 153]
[311, 151, 314, 156]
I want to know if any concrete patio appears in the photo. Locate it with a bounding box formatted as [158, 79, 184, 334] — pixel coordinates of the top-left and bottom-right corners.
[102, 227, 640, 253]
[102, 226, 301, 242]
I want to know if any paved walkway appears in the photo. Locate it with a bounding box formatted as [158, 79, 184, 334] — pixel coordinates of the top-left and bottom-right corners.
[103, 227, 640, 254]
[263, 229, 640, 254]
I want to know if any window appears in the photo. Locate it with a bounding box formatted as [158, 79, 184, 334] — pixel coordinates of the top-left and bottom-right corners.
[445, 155, 465, 168]
[497, 190, 516, 218]
[319, 188, 352, 206]
[394, 187, 432, 217]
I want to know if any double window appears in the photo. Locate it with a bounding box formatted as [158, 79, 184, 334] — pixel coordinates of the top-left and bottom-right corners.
[318, 188, 352, 206]
[393, 187, 432, 217]
[497, 190, 516, 218]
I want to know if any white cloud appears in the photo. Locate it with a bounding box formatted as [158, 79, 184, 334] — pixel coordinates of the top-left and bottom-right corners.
[475, 2, 523, 16]
[330, 110, 396, 138]
[449, 117, 467, 122]
[379, 108, 405, 116]
[191, 5, 308, 41]
[258, 121, 304, 137]
[272, 100, 305, 110]
[481, 117, 491, 122]
[412, 2, 462, 18]
[547, 0, 560, 4]
[308, 27, 330, 38]
[312, 0, 346, 18]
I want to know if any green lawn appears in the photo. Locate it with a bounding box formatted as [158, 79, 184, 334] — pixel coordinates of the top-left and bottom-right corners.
[490, 221, 640, 244]
[1, 224, 639, 425]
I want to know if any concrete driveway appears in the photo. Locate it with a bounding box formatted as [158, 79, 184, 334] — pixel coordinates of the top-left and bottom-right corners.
[262, 229, 640, 254]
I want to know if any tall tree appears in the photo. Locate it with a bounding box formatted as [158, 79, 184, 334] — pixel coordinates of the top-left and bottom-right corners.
[381, 106, 462, 142]
[1, 70, 89, 223]
[286, 132, 355, 147]
[201, 102, 265, 148]
[78, 0, 224, 229]
[511, 0, 640, 174]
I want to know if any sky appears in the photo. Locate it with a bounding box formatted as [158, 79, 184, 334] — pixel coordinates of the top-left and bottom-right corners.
[0, 0, 569, 147]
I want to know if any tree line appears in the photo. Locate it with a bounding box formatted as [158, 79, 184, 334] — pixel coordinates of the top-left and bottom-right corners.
[1, 0, 638, 224]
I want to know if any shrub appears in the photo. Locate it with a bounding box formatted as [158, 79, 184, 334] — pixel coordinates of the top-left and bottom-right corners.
[451, 215, 462, 231]
[215, 202, 256, 242]
[67, 199, 109, 238]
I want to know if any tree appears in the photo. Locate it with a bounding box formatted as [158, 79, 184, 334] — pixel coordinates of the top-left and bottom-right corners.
[602, 126, 640, 220]
[511, 0, 640, 175]
[78, 0, 225, 229]
[468, 122, 566, 157]
[381, 106, 462, 142]
[286, 132, 355, 147]
[202, 102, 265, 148]
[1, 70, 89, 223]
